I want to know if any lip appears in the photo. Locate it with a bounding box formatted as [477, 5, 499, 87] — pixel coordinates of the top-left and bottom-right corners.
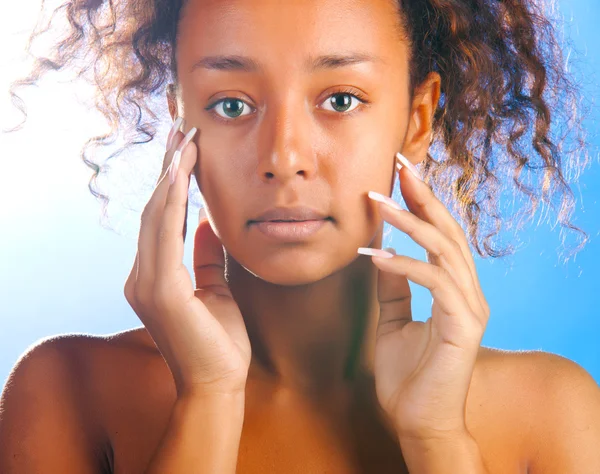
[250, 206, 330, 223]
[251, 220, 330, 241]
[248, 206, 331, 241]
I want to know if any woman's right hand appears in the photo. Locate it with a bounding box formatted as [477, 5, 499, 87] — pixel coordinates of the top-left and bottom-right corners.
[123, 119, 252, 399]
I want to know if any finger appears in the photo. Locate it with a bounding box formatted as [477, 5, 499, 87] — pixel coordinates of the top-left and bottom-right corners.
[134, 122, 184, 301]
[396, 157, 489, 315]
[154, 128, 198, 291]
[193, 218, 232, 298]
[377, 202, 484, 318]
[372, 254, 485, 346]
[164, 119, 190, 243]
[375, 246, 413, 340]
[192, 215, 248, 358]
[160, 129, 191, 244]
[160, 116, 184, 179]
[396, 162, 474, 272]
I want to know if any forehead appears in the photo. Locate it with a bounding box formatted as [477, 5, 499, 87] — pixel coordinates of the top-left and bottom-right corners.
[177, 0, 405, 75]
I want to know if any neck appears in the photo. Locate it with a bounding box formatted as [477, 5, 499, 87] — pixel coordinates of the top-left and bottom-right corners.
[225, 232, 383, 399]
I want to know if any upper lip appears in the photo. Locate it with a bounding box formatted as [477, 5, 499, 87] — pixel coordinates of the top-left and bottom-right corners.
[250, 206, 330, 223]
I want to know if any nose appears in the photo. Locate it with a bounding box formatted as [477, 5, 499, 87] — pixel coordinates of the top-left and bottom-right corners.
[256, 104, 317, 184]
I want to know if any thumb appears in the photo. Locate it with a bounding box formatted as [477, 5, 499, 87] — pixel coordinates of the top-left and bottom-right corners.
[193, 213, 232, 298]
[375, 247, 413, 340]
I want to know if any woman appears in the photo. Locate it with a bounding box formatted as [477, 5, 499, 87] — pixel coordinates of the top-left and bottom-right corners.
[1, 0, 599, 472]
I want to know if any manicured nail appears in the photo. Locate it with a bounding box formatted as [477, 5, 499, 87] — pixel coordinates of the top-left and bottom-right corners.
[368, 191, 404, 211]
[198, 207, 207, 221]
[170, 127, 197, 185]
[357, 248, 394, 259]
[383, 247, 397, 255]
[166, 116, 184, 150]
[396, 152, 423, 181]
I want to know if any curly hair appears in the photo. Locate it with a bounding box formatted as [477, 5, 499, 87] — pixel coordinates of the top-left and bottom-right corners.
[6, 0, 590, 261]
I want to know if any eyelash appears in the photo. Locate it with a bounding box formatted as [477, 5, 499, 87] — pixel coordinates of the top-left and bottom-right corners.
[204, 87, 370, 124]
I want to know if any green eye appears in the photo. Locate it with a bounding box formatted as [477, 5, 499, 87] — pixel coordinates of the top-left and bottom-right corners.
[323, 93, 361, 113]
[206, 98, 251, 120]
[205, 88, 368, 123]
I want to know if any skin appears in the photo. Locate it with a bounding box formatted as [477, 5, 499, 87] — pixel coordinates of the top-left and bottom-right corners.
[169, 0, 439, 398]
[2, 0, 600, 473]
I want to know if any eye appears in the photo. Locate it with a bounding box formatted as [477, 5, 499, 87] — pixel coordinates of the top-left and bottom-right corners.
[320, 89, 368, 114]
[205, 97, 254, 122]
[204, 88, 369, 123]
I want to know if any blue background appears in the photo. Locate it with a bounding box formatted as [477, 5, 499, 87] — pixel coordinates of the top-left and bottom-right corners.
[1, 0, 598, 389]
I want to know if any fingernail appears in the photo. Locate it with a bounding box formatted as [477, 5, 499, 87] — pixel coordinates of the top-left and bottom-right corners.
[357, 248, 394, 259]
[368, 191, 404, 211]
[198, 207, 207, 221]
[166, 116, 184, 150]
[170, 127, 197, 185]
[396, 152, 423, 181]
[383, 247, 397, 255]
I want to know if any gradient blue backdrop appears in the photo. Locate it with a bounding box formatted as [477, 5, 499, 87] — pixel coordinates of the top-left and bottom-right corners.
[1, 0, 598, 389]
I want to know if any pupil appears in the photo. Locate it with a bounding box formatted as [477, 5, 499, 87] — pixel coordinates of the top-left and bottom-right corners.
[224, 99, 244, 118]
[331, 94, 351, 112]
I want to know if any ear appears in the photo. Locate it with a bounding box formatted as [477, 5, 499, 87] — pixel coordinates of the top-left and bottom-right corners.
[166, 84, 179, 120]
[400, 72, 441, 165]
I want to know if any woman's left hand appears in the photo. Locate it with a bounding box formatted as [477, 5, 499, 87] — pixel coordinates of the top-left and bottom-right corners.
[363, 157, 491, 442]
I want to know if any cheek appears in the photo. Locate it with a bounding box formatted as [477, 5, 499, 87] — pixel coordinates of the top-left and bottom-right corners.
[194, 157, 245, 237]
[334, 150, 396, 239]
[337, 149, 397, 198]
[195, 137, 247, 197]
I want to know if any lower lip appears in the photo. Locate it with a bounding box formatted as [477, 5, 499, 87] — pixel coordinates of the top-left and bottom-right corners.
[251, 219, 330, 241]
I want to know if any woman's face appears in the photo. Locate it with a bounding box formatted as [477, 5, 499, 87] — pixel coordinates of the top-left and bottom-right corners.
[175, 0, 414, 285]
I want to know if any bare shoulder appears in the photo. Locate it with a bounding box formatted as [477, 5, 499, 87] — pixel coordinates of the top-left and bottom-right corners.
[1, 327, 162, 419]
[41, 326, 172, 409]
[468, 346, 600, 473]
[0, 328, 174, 474]
[0, 333, 117, 472]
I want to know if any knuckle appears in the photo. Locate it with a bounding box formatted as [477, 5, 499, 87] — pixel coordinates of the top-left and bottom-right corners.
[124, 279, 136, 306]
[450, 239, 462, 253]
[435, 239, 460, 263]
[133, 284, 154, 310]
[481, 299, 491, 319]
[432, 264, 450, 282]
[404, 223, 418, 239]
[433, 243, 447, 261]
[413, 195, 428, 211]
[472, 313, 487, 334]
[406, 257, 420, 272]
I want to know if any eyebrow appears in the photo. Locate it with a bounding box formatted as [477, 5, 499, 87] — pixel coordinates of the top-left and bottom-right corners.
[190, 53, 385, 74]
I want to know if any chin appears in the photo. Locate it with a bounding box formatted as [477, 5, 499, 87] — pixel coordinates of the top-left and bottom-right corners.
[232, 247, 351, 287]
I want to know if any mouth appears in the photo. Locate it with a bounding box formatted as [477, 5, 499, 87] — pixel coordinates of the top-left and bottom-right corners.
[250, 206, 330, 223]
[249, 218, 332, 241]
[248, 206, 332, 241]
[262, 218, 332, 223]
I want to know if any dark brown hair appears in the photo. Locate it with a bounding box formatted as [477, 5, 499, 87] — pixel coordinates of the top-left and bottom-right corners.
[7, 0, 590, 261]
